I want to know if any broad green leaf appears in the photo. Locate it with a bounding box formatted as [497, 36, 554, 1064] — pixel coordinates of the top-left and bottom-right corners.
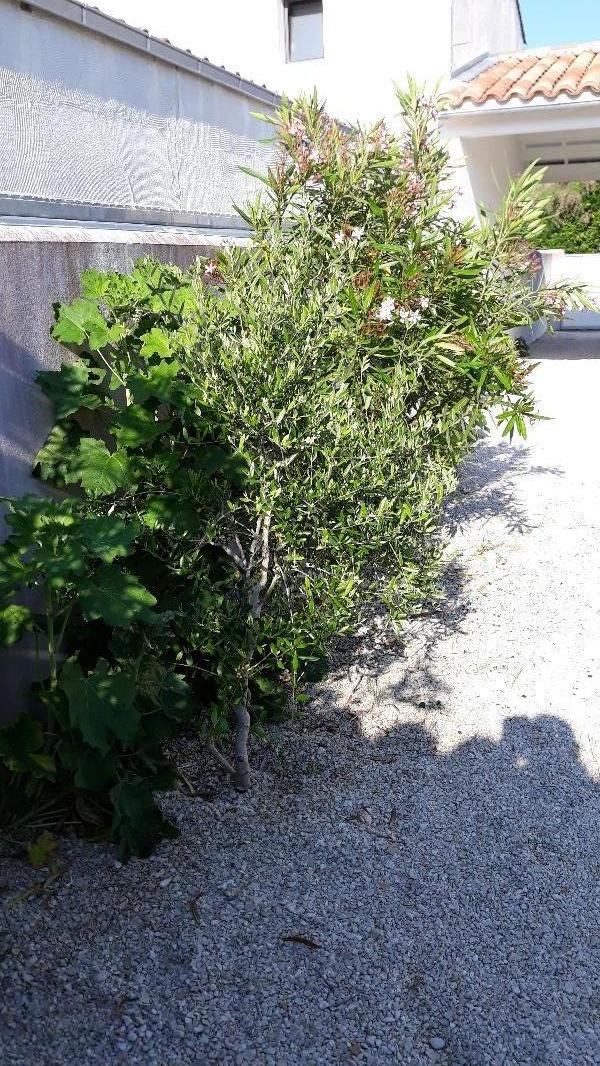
[65, 438, 129, 497]
[140, 327, 171, 358]
[159, 674, 195, 720]
[78, 564, 157, 627]
[52, 298, 111, 351]
[113, 406, 166, 448]
[140, 494, 199, 535]
[0, 715, 54, 775]
[34, 422, 82, 485]
[198, 446, 248, 487]
[28, 831, 58, 868]
[41, 539, 88, 589]
[37, 361, 104, 419]
[77, 515, 138, 562]
[61, 657, 139, 754]
[73, 748, 118, 791]
[0, 604, 33, 646]
[110, 778, 178, 861]
[0, 542, 30, 596]
[129, 360, 181, 402]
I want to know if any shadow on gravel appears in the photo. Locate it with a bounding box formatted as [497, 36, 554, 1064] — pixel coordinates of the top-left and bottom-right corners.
[444, 439, 564, 537]
[2, 712, 600, 1065]
[251, 709, 600, 1065]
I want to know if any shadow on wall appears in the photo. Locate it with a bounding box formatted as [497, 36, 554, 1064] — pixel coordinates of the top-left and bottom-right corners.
[0, 238, 212, 722]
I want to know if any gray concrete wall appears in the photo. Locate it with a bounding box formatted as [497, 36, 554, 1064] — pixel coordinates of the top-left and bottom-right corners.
[0, 228, 219, 722]
[0, 0, 277, 224]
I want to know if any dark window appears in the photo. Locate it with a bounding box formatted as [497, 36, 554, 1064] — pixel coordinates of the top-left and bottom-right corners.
[287, 1, 324, 62]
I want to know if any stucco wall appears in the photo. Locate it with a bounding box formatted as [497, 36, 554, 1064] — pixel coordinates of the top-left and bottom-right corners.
[98, 0, 524, 126]
[451, 0, 524, 73]
[449, 133, 523, 218]
[0, 0, 276, 224]
[0, 230, 218, 722]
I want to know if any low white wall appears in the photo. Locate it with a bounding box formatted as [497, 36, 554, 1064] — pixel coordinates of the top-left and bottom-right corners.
[541, 249, 600, 330]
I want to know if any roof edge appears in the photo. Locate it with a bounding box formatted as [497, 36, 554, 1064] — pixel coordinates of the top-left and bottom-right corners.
[515, 0, 526, 46]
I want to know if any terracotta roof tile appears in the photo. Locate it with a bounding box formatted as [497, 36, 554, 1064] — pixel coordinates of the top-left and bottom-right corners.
[448, 43, 600, 107]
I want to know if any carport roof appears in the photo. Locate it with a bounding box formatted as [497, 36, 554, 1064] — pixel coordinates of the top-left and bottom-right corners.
[448, 43, 600, 109]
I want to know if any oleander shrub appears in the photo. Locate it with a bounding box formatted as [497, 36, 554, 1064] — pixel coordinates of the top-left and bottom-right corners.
[0, 83, 585, 858]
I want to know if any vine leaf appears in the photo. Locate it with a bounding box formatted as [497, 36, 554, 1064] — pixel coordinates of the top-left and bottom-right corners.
[129, 360, 181, 402]
[64, 438, 130, 497]
[37, 361, 104, 419]
[61, 657, 140, 754]
[113, 406, 167, 448]
[52, 298, 113, 351]
[0, 604, 33, 646]
[28, 831, 58, 869]
[140, 327, 171, 358]
[33, 422, 82, 485]
[77, 515, 138, 563]
[110, 778, 178, 861]
[0, 715, 55, 775]
[78, 564, 157, 627]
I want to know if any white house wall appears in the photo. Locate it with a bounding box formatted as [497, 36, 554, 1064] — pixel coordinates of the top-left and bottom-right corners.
[451, 0, 524, 74]
[457, 134, 522, 214]
[97, 0, 523, 127]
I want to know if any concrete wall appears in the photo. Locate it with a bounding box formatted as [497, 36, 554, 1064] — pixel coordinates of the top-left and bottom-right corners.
[0, 226, 221, 721]
[98, 0, 524, 127]
[0, 0, 277, 225]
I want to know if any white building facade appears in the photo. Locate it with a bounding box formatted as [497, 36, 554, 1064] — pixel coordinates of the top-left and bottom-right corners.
[97, 0, 525, 127]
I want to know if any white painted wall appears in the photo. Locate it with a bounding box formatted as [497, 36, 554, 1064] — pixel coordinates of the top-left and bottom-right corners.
[543, 250, 600, 329]
[457, 134, 522, 214]
[97, 0, 524, 126]
[451, 0, 523, 73]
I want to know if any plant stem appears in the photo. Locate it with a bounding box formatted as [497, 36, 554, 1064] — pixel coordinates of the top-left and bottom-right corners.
[44, 587, 57, 690]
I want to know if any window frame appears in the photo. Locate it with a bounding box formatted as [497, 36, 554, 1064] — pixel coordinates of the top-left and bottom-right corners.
[284, 0, 324, 64]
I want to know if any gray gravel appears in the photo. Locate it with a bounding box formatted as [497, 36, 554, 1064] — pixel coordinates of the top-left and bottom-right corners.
[2, 331, 600, 1065]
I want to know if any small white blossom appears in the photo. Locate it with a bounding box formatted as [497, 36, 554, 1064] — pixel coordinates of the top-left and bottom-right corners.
[350, 226, 365, 243]
[397, 307, 421, 327]
[418, 296, 430, 310]
[376, 297, 396, 322]
[334, 231, 346, 246]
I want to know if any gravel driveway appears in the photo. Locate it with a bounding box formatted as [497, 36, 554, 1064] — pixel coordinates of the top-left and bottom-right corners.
[2, 331, 600, 1066]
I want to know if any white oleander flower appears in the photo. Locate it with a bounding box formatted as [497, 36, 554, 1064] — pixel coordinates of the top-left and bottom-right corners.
[397, 307, 421, 327]
[376, 297, 396, 322]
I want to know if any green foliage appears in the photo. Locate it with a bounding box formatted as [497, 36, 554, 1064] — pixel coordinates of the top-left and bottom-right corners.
[28, 830, 58, 868]
[538, 181, 600, 253]
[0, 83, 585, 858]
[0, 495, 189, 858]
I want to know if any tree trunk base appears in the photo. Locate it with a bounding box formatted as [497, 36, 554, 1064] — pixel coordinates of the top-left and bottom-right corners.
[232, 702, 251, 791]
